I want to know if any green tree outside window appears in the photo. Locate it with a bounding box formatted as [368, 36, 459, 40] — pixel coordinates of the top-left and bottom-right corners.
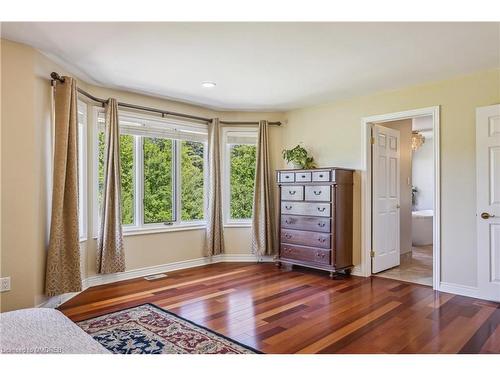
[181, 141, 205, 221]
[143, 137, 173, 224]
[230, 144, 256, 219]
[98, 132, 134, 225]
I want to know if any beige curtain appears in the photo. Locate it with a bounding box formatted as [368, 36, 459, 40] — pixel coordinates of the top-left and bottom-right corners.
[251, 120, 276, 256]
[45, 77, 82, 296]
[96, 99, 126, 274]
[205, 118, 225, 256]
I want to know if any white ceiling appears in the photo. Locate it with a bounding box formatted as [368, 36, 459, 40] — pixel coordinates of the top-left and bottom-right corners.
[2, 22, 499, 111]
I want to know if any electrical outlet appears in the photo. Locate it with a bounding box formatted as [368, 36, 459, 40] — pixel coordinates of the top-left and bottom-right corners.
[0, 277, 11, 292]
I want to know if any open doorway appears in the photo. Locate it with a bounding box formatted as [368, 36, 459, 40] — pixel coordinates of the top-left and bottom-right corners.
[361, 107, 440, 289]
[373, 116, 434, 286]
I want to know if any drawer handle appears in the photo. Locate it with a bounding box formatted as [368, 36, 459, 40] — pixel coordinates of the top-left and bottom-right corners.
[313, 190, 322, 195]
[316, 252, 326, 258]
[289, 190, 296, 195]
[285, 205, 292, 210]
[317, 207, 326, 212]
[285, 219, 293, 224]
[319, 174, 324, 178]
[317, 222, 326, 227]
[285, 234, 292, 239]
[318, 237, 326, 243]
[285, 175, 290, 179]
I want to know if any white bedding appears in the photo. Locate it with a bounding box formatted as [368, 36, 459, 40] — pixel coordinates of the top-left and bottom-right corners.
[0, 308, 109, 354]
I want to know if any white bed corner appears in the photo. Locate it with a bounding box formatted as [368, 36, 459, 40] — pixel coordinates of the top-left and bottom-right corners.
[0, 308, 109, 354]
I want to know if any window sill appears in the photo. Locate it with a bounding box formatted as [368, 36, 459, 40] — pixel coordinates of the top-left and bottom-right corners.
[91, 224, 206, 239]
[123, 225, 206, 237]
[224, 223, 252, 228]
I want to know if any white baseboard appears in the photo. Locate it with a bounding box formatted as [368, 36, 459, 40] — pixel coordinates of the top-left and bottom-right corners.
[219, 254, 274, 263]
[85, 256, 211, 288]
[84, 253, 273, 288]
[37, 291, 82, 308]
[351, 265, 363, 276]
[37, 254, 273, 308]
[438, 282, 480, 299]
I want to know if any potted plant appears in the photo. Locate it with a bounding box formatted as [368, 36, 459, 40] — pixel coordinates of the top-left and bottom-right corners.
[282, 144, 316, 169]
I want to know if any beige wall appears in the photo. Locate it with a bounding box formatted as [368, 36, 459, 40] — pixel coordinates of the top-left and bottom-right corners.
[284, 68, 500, 286]
[1, 39, 85, 311]
[1, 40, 38, 311]
[383, 119, 413, 255]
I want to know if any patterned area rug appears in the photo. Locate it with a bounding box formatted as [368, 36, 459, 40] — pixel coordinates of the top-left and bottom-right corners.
[77, 303, 260, 354]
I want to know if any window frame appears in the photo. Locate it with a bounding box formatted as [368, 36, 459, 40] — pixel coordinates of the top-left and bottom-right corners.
[222, 126, 258, 227]
[92, 107, 208, 236]
[77, 100, 88, 242]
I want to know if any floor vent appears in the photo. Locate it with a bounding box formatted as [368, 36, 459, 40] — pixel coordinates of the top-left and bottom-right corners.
[144, 273, 168, 281]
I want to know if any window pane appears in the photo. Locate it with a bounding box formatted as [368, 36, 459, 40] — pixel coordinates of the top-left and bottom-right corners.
[98, 132, 135, 225]
[143, 137, 173, 223]
[120, 135, 135, 225]
[181, 141, 205, 221]
[230, 144, 256, 219]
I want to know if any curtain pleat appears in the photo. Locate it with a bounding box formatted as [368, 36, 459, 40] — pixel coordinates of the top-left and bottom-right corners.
[96, 98, 126, 273]
[205, 118, 225, 256]
[251, 120, 276, 256]
[45, 77, 82, 296]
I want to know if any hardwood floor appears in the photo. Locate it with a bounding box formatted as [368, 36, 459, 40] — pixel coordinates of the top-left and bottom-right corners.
[59, 263, 500, 354]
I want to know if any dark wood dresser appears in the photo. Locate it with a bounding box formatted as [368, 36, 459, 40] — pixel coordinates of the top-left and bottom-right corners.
[276, 167, 354, 277]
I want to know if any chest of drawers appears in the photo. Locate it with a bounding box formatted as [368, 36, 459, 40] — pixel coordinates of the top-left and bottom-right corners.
[276, 167, 354, 277]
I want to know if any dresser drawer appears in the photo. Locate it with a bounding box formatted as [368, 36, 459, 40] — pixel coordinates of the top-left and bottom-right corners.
[280, 244, 330, 265]
[281, 215, 331, 233]
[281, 186, 304, 201]
[281, 229, 331, 249]
[279, 172, 295, 183]
[312, 170, 330, 182]
[281, 202, 331, 217]
[295, 172, 312, 182]
[305, 185, 331, 201]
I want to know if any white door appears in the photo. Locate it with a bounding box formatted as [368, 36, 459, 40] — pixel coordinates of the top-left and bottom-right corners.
[372, 124, 401, 273]
[476, 105, 500, 302]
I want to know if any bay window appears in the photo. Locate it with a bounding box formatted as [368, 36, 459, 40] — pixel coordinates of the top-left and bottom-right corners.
[94, 109, 207, 234]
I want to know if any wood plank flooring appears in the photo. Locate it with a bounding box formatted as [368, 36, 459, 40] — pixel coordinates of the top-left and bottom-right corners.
[59, 262, 500, 354]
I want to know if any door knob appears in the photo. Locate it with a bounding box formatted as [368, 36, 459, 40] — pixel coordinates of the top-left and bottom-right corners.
[481, 212, 495, 219]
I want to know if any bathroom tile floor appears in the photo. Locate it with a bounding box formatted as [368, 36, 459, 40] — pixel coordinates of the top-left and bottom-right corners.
[375, 245, 433, 286]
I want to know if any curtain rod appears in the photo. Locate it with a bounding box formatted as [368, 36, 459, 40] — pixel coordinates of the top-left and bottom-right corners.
[50, 72, 282, 126]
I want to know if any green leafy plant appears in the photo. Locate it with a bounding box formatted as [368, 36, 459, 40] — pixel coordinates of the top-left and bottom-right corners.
[282, 144, 316, 169]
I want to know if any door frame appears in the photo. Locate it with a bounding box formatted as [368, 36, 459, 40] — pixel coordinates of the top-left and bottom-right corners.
[360, 106, 441, 290]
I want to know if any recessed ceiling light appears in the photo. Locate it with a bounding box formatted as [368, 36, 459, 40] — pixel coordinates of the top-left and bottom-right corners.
[201, 81, 216, 88]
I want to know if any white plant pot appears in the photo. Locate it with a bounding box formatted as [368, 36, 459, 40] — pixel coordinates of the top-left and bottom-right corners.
[287, 161, 302, 169]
